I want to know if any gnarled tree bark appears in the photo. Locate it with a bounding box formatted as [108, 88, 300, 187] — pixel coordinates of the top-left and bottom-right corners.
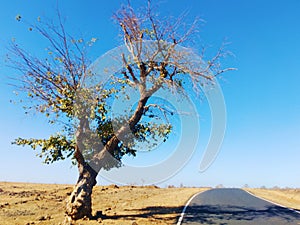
[65, 162, 97, 223]
[65, 118, 99, 223]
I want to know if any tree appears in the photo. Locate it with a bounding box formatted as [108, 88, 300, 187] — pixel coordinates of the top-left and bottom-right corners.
[243, 184, 250, 188]
[216, 184, 225, 189]
[8, 2, 233, 223]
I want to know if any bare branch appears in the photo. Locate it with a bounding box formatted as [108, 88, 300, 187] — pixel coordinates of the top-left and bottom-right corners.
[121, 53, 139, 84]
[144, 103, 174, 122]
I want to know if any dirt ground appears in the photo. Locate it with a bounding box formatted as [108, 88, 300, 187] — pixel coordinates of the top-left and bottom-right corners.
[245, 188, 300, 211]
[0, 182, 208, 225]
[1, 182, 299, 225]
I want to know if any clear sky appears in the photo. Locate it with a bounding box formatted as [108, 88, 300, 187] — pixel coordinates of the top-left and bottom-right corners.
[0, 0, 300, 188]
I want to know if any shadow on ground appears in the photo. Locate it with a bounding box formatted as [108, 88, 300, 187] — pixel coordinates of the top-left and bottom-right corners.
[92, 206, 183, 222]
[181, 205, 300, 224]
[91, 205, 300, 224]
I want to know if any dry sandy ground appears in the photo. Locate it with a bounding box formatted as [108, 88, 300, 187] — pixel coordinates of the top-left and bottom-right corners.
[1, 183, 299, 225]
[245, 188, 300, 211]
[0, 182, 208, 225]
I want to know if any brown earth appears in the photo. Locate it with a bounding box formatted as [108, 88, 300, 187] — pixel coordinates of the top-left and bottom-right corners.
[0, 182, 208, 225]
[244, 188, 300, 211]
[1, 182, 299, 225]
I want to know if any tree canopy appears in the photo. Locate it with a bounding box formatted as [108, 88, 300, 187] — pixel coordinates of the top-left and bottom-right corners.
[8, 2, 233, 221]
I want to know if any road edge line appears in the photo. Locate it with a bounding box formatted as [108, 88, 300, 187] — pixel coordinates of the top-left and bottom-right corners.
[176, 191, 202, 225]
[244, 189, 300, 215]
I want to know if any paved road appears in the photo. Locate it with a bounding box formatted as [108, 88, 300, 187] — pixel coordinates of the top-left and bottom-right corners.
[180, 188, 300, 225]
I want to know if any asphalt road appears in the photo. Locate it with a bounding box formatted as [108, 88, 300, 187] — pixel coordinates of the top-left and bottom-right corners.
[180, 188, 300, 225]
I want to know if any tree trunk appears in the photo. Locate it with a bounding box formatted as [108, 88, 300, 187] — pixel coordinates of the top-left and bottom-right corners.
[64, 95, 154, 223]
[65, 163, 98, 224]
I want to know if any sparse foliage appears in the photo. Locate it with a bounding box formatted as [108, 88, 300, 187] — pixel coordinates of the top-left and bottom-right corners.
[8, 2, 233, 222]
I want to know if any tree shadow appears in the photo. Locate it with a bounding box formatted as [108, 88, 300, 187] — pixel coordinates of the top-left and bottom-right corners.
[181, 204, 300, 224]
[91, 204, 300, 224]
[92, 206, 183, 222]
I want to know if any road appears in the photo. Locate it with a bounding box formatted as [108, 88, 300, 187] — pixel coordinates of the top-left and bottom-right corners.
[179, 188, 300, 225]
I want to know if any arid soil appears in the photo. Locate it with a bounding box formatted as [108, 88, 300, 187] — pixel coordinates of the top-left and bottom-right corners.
[1, 182, 299, 225]
[0, 182, 208, 225]
[245, 188, 300, 211]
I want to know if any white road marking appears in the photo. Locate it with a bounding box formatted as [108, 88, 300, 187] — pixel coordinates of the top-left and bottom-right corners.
[244, 189, 300, 215]
[177, 189, 300, 225]
[177, 191, 203, 225]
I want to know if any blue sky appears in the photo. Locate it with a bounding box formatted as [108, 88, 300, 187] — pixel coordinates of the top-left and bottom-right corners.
[0, 0, 300, 188]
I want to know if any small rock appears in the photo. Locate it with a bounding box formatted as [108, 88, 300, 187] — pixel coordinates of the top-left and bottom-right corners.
[108, 184, 119, 189]
[147, 185, 159, 189]
[0, 188, 3, 192]
[45, 215, 51, 220]
[37, 216, 46, 221]
[83, 216, 89, 220]
[132, 222, 138, 225]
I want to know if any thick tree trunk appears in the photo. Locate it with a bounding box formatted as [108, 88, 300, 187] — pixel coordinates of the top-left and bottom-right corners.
[64, 95, 154, 223]
[65, 163, 97, 224]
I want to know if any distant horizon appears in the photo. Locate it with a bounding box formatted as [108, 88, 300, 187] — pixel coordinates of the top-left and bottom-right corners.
[0, 180, 298, 189]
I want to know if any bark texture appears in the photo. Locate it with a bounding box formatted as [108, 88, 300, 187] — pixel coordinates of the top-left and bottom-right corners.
[65, 118, 98, 223]
[65, 163, 97, 223]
